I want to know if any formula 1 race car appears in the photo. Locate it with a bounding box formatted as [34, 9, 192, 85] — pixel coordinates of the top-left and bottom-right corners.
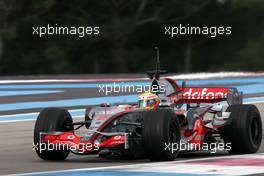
[34, 52, 262, 161]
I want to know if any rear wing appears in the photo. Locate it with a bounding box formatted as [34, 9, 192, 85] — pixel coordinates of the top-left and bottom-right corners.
[183, 87, 242, 104]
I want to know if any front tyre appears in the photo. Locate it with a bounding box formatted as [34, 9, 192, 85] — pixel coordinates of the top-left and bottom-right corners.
[221, 104, 262, 154]
[34, 108, 73, 160]
[142, 109, 181, 161]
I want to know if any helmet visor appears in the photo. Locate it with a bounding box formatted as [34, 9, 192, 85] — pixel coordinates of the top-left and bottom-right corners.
[139, 99, 155, 108]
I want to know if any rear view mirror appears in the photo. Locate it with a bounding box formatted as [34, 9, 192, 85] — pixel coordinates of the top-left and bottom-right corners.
[182, 81, 186, 90]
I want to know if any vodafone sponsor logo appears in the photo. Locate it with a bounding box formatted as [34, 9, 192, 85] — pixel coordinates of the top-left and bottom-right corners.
[183, 88, 228, 99]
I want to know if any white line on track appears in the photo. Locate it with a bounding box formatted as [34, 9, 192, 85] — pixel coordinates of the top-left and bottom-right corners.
[0, 112, 39, 118]
[0, 115, 84, 123]
[0, 78, 145, 84]
[0, 72, 264, 84]
[167, 72, 264, 80]
[7, 153, 264, 176]
[0, 108, 84, 123]
[0, 108, 84, 118]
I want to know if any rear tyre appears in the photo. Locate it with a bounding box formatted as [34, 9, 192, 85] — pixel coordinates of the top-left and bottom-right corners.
[34, 108, 73, 160]
[220, 104, 262, 154]
[142, 109, 181, 161]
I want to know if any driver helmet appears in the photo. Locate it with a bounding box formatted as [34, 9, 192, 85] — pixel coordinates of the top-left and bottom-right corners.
[138, 92, 160, 109]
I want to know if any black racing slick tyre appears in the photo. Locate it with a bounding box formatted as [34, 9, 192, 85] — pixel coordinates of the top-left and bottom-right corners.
[34, 108, 73, 160]
[221, 104, 262, 154]
[142, 109, 181, 161]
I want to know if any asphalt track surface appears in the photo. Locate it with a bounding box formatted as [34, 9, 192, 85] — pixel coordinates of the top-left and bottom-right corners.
[0, 75, 264, 175]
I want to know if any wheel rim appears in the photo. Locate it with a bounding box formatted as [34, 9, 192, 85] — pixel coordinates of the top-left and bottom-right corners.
[169, 122, 177, 143]
[250, 116, 261, 145]
[62, 116, 73, 131]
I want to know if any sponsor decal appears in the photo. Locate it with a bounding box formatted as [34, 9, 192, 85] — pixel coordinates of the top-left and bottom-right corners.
[67, 135, 75, 140]
[183, 88, 228, 99]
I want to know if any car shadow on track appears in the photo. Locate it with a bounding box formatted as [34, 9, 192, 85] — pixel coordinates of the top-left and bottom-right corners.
[57, 151, 231, 163]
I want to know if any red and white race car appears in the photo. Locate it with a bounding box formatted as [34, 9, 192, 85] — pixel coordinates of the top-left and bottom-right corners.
[34, 60, 262, 161]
